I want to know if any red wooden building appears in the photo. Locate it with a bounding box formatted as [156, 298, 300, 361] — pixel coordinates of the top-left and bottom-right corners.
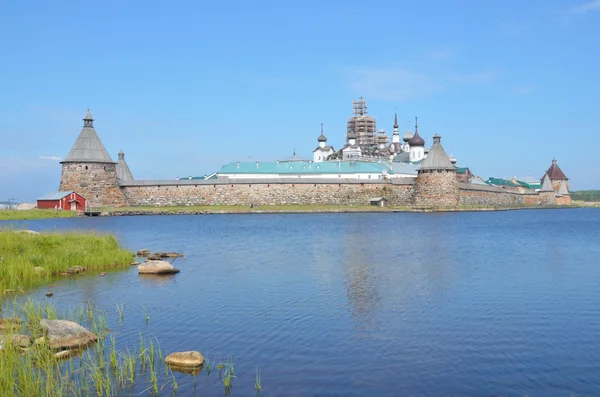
[37, 191, 87, 212]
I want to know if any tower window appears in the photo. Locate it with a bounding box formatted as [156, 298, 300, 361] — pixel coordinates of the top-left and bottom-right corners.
[85, 166, 88, 170]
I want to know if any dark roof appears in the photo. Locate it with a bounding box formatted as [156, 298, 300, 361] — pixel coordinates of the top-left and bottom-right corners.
[419, 134, 455, 171]
[408, 130, 424, 146]
[545, 158, 568, 180]
[318, 133, 327, 142]
[62, 110, 115, 164]
[393, 113, 398, 129]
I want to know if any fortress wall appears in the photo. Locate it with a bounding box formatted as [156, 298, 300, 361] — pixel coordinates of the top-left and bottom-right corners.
[120, 182, 413, 207]
[556, 195, 571, 205]
[60, 163, 126, 207]
[458, 187, 526, 206]
[413, 171, 459, 207]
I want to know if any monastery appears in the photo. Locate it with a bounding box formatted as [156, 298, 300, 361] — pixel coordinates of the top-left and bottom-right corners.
[56, 102, 571, 209]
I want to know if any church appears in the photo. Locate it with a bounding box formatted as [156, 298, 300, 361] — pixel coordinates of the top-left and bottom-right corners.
[54, 105, 571, 209]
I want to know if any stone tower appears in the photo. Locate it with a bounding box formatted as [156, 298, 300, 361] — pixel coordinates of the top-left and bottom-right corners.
[543, 158, 569, 192]
[412, 134, 458, 207]
[59, 110, 127, 208]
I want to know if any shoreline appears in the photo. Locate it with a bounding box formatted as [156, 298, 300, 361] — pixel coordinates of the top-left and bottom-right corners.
[98, 205, 583, 217]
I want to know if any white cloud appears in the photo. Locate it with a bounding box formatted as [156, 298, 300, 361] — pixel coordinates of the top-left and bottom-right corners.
[569, 0, 600, 14]
[39, 156, 62, 161]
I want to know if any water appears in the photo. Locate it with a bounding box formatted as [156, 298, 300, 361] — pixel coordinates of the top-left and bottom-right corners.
[3, 209, 600, 396]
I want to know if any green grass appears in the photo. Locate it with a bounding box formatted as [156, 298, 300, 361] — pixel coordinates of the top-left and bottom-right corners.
[0, 230, 133, 296]
[0, 209, 79, 220]
[0, 300, 177, 397]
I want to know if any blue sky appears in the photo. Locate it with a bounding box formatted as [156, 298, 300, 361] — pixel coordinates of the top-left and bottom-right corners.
[1, 0, 599, 201]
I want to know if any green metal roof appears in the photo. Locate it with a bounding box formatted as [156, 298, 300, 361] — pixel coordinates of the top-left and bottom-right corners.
[486, 177, 519, 187]
[218, 160, 391, 175]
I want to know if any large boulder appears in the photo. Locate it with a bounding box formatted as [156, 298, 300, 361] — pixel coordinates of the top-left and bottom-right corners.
[165, 351, 204, 368]
[138, 260, 180, 275]
[40, 319, 98, 349]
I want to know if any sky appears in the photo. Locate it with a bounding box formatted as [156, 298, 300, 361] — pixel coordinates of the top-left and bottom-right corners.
[1, 0, 599, 202]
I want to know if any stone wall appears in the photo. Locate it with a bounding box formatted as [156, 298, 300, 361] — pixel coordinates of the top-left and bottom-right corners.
[413, 170, 459, 207]
[121, 181, 414, 207]
[458, 183, 526, 206]
[556, 195, 571, 205]
[59, 163, 127, 207]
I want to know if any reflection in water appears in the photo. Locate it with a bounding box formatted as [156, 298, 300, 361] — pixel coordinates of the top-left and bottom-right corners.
[137, 273, 178, 287]
[342, 216, 382, 333]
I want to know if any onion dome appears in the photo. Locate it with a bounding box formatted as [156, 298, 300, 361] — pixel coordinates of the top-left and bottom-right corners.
[403, 129, 413, 143]
[449, 154, 457, 164]
[408, 131, 424, 147]
[347, 130, 357, 140]
[408, 117, 425, 146]
[318, 123, 327, 142]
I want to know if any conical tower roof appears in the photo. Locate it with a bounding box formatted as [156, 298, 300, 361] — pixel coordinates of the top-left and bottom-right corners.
[62, 110, 115, 164]
[419, 134, 455, 171]
[116, 149, 134, 182]
[540, 174, 554, 192]
[545, 158, 568, 180]
[557, 180, 569, 196]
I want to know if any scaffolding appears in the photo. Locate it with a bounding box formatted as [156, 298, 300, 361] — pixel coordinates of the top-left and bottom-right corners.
[347, 97, 377, 150]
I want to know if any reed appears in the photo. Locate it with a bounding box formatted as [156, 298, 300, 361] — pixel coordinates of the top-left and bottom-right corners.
[0, 300, 175, 397]
[0, 230, 133, 296]
[255, 366, 262, 391]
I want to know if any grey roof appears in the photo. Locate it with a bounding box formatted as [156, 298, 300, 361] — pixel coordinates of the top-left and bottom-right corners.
[62, 110, 115, 164]
[37, 191, 74, 200]
[313, 145, 334, 152]
[318, 133, 327, 142]
[403, 129, 413, 142]
[393, 113, 398, 129]
[540, 175, 554, 192]
[116, 149, 134, 182]
[557, 180, 569, 195]
[419, 134, 455, 171]
[393, 151, 411, 163]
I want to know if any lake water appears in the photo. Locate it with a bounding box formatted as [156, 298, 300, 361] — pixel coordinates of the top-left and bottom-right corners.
[3, 209, 600, 397]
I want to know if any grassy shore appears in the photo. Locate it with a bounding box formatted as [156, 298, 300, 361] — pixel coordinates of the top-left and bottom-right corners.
[0, 301, 180, 396]
[0, 231, 133, 296]
[99, 203, 582, 215]
[0, 209, 79, 221]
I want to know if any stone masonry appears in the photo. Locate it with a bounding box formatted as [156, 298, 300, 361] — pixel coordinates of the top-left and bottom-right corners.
[413, 170, 459, 207]
[121, 182, 413, 207]
[59, 163, 127, 208]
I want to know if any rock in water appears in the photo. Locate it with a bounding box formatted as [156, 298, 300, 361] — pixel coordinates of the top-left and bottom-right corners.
[40, 319, 98, 349]
[0, 318, 22, 331]
[0, 334, 31, 349]
[138, 260, 180, 275]
[66, 266, 86, 275]
[54, 350, 73, 360]
[137, 249, 151, 256]
[165, 351, 204, 367]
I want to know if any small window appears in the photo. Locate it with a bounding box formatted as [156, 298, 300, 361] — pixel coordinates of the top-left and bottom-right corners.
[85, 166, 88, 170]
